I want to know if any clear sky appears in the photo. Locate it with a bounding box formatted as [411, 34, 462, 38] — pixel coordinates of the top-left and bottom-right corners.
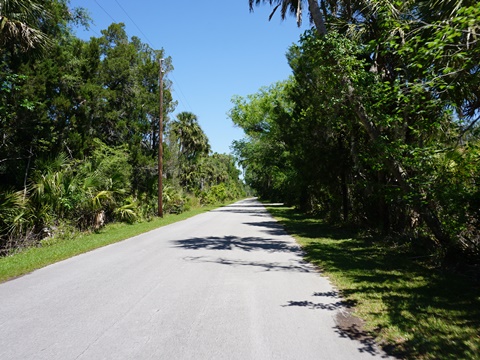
[68, 0, 310, 155]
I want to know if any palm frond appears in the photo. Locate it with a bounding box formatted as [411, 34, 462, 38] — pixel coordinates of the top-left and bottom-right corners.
[0, 0, 52, 52]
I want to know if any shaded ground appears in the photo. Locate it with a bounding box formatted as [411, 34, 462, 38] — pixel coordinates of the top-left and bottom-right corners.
[266, 204, 480, 360]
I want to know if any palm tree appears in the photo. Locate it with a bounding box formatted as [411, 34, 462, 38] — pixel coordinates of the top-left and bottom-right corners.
[0, 0, 50, 52]
[169, 112, 211, 189]
[171, 112, 211, 162]
[249, 0, 327, 35]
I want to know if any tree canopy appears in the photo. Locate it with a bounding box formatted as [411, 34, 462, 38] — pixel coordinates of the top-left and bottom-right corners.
[0, 1, 245, 253]
[237, 0, 480, 264]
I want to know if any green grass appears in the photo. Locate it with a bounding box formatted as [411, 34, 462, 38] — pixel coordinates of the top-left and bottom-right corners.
[266, 204, 480, 360]
[0, 205, 218, 283]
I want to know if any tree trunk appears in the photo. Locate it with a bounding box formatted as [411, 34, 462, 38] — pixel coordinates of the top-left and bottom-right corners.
[307, 0, 327, 35]
[345, 80, 451, 247]
[23, 146, 33, 201]
[340, 170, 349, 222]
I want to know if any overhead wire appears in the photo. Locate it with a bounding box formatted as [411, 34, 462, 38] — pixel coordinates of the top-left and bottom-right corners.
[169, 73, 194, 113]
[93, 0, 117, 23]
[94, 0, 195, 115]
[113, 0, 154, 46]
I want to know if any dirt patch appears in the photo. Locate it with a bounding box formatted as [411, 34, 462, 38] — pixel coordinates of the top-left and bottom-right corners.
[334, 307, 401, 358]
[335, 309, 369, 341]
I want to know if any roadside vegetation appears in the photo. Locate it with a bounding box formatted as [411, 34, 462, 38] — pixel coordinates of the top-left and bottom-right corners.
[240, 6, 480, 357]
[242, 4, 480, 357]
[0, 205, 223, 283]
[1, 1, 246, 257]
[267, 204, 480, 360]
[238, 1, 480, 269]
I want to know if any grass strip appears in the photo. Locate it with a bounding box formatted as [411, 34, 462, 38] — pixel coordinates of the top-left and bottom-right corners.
[266, 204, 480, 360]
[0, 205, 218, 283]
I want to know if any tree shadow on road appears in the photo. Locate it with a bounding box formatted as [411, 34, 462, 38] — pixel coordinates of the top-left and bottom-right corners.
[282, 299, 351, 311]
[211, 200, 284, 216]
[173, 235, 301, 253]
[211, 208, 272, 216]
[242, 221, 287, 237]
[282, 290, 356, 312]
[183, 256, 314, 273]
[283, 292, 391, 358]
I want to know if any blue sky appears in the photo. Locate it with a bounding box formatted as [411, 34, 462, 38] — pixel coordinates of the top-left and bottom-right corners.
[69, 0, 310, 154]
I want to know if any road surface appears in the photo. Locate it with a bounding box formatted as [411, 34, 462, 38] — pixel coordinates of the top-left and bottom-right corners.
[0, 198, 391, 359]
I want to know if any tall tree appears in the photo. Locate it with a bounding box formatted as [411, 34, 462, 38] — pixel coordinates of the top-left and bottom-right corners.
[247, 0, 473, 251]
[0, 0, 75, 189]
[170, 112, 210, 162]
[168, 111, 211, 189]
[249, 0, 478, 256]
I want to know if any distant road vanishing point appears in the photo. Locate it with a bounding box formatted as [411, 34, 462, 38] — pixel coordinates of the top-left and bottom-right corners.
[0, 198, 393, 359]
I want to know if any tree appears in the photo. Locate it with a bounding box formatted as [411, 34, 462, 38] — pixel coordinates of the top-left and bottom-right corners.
[170, 112, 210, 161]
[230, 82, 294, 202]
[247, 0, 480, 259]
[0, 4, 245, 252]
[168, 111, 211, 189]
[0, 13, 179, 245]
[0, 0, 76, 190]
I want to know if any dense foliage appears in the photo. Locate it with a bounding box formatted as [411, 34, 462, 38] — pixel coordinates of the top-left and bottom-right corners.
[0, 0, 245, 254]
[236, 0, 480, 265]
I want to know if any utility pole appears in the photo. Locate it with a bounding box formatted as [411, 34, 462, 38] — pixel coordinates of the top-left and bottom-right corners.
[158, 58, 164, 217]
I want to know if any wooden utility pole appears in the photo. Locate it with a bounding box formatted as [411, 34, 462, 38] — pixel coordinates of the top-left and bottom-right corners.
[158, 58, 164, 217]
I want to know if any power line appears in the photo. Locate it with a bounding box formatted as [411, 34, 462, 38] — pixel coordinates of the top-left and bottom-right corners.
[170, 73, 194, 113]
[113, 0, 154, 46]
[90, 0, 195, 116]
[93, 0, 116, 23]
[111, 0, 195, 116]
[90, 28, 101, 37]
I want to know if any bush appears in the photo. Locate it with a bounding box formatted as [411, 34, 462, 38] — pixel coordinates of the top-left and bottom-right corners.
[201, 183, 228, 205]
[113, 197, 139, 224]
[163, 185, 187, 214]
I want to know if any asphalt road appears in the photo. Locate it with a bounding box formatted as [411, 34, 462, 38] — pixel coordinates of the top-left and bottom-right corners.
[0, 198, 392, 359]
